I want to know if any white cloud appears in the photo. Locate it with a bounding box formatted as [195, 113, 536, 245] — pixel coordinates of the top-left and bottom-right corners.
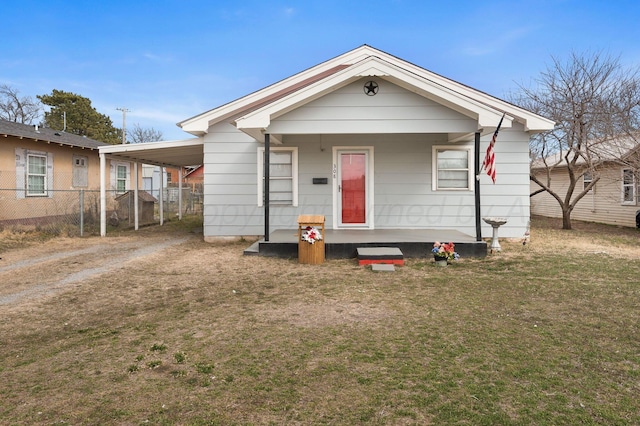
[142, 52, 174, 63]
[282, 7, 295, 18]
[462, 26, 536, 56]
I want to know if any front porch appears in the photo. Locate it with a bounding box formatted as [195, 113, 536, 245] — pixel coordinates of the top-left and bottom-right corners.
[244, 228, 487, 259]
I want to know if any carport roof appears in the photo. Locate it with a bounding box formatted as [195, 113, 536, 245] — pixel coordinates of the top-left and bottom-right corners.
[98, 138, 204, 168]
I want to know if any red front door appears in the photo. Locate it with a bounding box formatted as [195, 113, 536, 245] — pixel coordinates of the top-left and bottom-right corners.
[340, 153, 366, 224]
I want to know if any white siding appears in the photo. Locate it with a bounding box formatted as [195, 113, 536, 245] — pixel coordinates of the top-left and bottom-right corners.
[478, 125, 532, 237]
[531, 164, 639, 228]
[203, 122, 263, 237]
[268, 79, 478, 134]
[203, 122, 532, 239]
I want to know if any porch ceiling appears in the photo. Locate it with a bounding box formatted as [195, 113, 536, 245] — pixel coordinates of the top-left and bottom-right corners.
[98, 138, 204, 168]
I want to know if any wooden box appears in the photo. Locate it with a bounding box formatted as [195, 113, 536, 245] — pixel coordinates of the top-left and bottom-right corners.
[297, 215, 325, 264]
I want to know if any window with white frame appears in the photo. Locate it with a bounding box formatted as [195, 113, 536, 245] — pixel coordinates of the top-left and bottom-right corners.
[583, 171, 593, 191]
[257, 147, 298, 206]
[432, 146, 472, 190]
[116, 164, 127, 194]
[622, 169, 636, 204]
[27, 154, 47, 196]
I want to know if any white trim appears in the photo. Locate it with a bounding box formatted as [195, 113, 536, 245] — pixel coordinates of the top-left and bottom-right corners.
[15, 147, 26, 199]
[100, 153, 106, 236]
[621, 168, 636, 205]
[583, 171, 593, 191]
[432, 145, 474, 191]
[98, 138, 203, 168]
[26, 152, 48, 197]
[180, 45, 554, 135]
[257, 146, 298, 207]
[332, 146, 375, 229]
[110, 161, 131, 194]
[134, 162, 140, 230]
[236, 56, 511, 133]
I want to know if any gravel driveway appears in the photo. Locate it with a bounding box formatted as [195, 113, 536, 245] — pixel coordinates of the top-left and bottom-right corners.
[0, 234, 194, 306]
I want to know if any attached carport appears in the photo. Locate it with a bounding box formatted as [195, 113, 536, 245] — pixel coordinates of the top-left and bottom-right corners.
[98, 138, 204, 236]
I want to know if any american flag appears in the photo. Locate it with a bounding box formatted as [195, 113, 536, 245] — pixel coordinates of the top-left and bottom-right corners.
[483, 113, 506, 184]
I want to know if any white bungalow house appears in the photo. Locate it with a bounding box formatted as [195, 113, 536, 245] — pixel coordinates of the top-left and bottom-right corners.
[99, 45, 554, 255]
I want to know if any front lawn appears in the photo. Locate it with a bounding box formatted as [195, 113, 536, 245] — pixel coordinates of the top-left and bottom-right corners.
[1, 216, 638, 424]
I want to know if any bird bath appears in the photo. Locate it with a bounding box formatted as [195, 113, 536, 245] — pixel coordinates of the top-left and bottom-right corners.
[483, 217, 508, 252]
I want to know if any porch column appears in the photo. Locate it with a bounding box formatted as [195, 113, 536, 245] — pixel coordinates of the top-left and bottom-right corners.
[100, 152, 106, 236]
[474, 131, 482, 241]
[264, 133, 270, 241]
[134, 162, 139, 231]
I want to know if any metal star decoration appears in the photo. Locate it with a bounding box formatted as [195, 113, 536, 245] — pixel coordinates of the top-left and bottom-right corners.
[364, 81, 379, 96]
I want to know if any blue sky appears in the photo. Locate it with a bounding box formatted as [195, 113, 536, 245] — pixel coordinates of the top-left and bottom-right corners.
[2, 0, 640, 141]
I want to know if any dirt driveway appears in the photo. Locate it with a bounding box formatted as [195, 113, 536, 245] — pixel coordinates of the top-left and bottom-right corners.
[0, 233, 196, 307]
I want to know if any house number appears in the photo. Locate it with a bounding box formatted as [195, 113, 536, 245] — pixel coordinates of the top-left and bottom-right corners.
[332, 163, 337, 179]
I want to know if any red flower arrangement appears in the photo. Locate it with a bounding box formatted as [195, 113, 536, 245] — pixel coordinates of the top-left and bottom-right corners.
[301, 226, 323, 244]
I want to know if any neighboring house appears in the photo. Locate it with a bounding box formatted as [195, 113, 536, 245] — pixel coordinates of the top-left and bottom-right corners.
[141, 164, 166, 199]
[100, 45, 554, 240]
[142, 164, 199, 202]
[142, 165, 192, 197]
[184, 165, 203, 188]
[165, 167, 182, 185]
[531, 136, 640, 228]
[0, 119, 137, 223]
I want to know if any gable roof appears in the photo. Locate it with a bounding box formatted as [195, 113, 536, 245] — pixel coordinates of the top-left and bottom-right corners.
[178, 45, 554, 139]
[531, 133, 640, 170]
[0, 119, 108, 150]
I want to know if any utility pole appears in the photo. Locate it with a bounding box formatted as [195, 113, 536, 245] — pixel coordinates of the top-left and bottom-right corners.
[116, 107, 130, 144]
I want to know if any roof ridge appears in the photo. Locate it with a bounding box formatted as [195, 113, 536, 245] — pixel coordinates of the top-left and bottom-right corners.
[0, 118, 108, 149]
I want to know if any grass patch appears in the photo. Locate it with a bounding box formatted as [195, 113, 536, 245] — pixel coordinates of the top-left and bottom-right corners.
[0, 217, 639, 424]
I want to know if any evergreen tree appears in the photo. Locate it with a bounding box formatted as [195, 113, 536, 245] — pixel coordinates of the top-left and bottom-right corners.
[37, 90, 121, 144]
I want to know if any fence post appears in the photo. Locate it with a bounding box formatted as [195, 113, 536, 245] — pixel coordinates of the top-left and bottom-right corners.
[79, 189, 84, 237]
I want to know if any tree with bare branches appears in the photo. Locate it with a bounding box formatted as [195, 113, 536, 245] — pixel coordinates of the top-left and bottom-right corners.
[128, 123, 163, 144]
[0, 84, 41, 124]
[514, 52, 640, 229]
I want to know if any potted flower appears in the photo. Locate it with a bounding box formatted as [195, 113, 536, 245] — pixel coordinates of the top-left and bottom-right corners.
[432, 241, 459, 266]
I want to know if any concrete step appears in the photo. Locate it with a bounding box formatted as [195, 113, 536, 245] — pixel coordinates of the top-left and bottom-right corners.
[243, 241, 260, 256]
[371, 264, 396, 272]
[356, 247, 404, 266]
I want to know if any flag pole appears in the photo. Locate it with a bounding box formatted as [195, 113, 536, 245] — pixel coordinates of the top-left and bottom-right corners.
[474, 131, 482, 241]
[479, 112, 506, 183]
[475, 112, 506, 241]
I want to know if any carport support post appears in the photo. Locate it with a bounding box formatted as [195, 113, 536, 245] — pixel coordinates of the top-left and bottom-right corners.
[79, 189, 84, 237]
[178, 166, 183, 221]
[264, 133, 270, 241]
[474, 131, 482, 241]
[100, 152, 107, 236]
[159, 166, 164, 226]
[134, 162, 139, 230]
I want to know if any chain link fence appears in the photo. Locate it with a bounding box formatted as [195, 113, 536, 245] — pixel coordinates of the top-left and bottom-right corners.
[0, 170, 203, 236]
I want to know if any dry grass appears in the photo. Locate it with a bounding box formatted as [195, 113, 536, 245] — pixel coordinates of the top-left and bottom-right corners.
[0, 216, 639, 424]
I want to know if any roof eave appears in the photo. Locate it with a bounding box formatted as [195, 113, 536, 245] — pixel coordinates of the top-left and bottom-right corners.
[177, 45, 382, 133]
[180, 44, 554, 135]
[235, 56, 515, 133]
